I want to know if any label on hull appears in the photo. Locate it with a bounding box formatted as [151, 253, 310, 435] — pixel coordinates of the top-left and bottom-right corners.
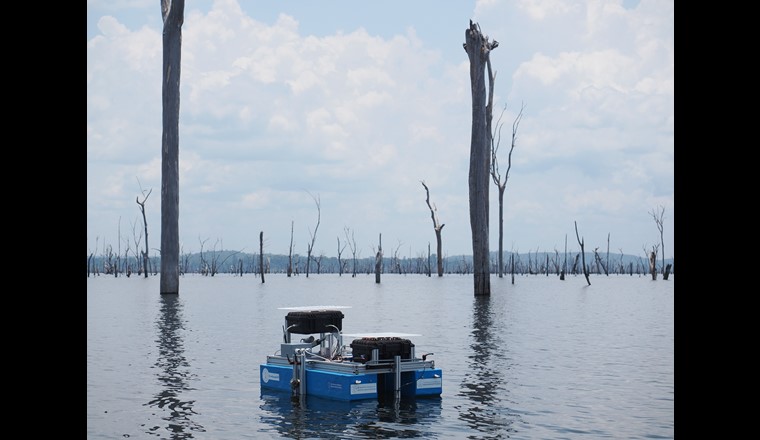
[261, 368, 280, 383]
[417, 377, 442, 389]
[350, 383, 377, 395]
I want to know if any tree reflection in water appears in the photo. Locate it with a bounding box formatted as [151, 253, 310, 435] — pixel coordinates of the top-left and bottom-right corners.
[457, 296, 521, 438]
[144, 294, 205, 438]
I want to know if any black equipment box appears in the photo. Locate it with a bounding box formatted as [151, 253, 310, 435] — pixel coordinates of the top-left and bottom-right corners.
[285, 310, 344, 334]
[350, 337, 414, 362]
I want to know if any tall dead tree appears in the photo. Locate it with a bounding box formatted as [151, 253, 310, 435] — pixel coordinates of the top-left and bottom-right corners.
[160, 0, 184, 295]
[344, 226, 358, 278]
[287, 220, 294, 277]
[136, 183, 152, 278]
[259, 231, 265, 283]
[561, 234, 567, 280]
[464, 20, 498, 296]
[305, 192, 320, 278]
[574, 221, 591, 286]
[650, 205, 669, 279]
[510, 253, 515, 284]
[116, 218, 121, 277]
[491, 102, 524, 278]
[375, 233, 383, 284]
[420, 181, 445, 276]
[129, 219, 143, 275]
[336, 236, 347, 276]
[606, 233, 611, 275]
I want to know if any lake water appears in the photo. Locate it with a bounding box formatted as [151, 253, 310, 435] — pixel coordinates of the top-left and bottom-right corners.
[87, 273, 674, 439]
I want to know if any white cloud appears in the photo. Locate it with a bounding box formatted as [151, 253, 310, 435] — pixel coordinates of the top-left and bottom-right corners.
[516, 0, 581, 20]
[87, 0, 674, 258]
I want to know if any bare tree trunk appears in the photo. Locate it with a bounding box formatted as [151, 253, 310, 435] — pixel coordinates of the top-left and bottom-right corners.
[287, 220, 294, 277]
[421, 181, 445, 276]
[375, 233, 383, 284]
[649, 249, 657, 280]
[560, 234, 567, 280]
[497, 187, 504, 278]
[574, 221, 591, 286]
[345, 227, 357, 278]
[491, 103, 524, 279]
[510, 253, 514, 284]
[593, 248, 608, 276]
[260, 231, 265, 283]
[427, 243, 432, 277]
[572, 253, 579, 275]
[159, 0, 184, 295]
[464, 20, 497, 296]
[606, 233, 610, 277]
[136, 187, 152, 279]
[305, 192, 320, 278]
[650, 205, 666, 276]
[116, 219, 121, 278]
[337, 236, 346, 276]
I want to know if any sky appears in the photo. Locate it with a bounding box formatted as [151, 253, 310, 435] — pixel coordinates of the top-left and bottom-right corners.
[87, 0, 674, 262]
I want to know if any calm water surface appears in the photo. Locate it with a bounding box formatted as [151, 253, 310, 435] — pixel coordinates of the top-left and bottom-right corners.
[87, 273, 674, 439]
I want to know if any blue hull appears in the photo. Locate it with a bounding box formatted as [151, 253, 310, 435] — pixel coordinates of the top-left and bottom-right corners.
[260, 363, 442, 401]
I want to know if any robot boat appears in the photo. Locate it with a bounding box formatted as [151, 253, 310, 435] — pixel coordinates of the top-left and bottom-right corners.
[259, 306, 442, 401]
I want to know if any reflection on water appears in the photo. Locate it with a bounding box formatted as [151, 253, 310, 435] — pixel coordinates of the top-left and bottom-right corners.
[144, 294, 205, 438]
[88, 275, 673, 438]
[259, 390, 442, 439]
[457, 296, 521, 438]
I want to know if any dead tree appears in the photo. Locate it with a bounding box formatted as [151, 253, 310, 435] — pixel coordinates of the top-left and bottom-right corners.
[574, 221, 591, 285]
[427, 243, 432, 277]
[287, 220, 294, 277]
[315, 253, 324, 274]
[421, 181, 445, 276]
[208, 239, 238, 276]
[593, 247, 608, 275]
[491, 102, 524, 278]
[260, 231, 265, 283]
[305, 192, 321, 278]
[646, 244, 659, 280]
[344, 226, 358, 278]
[391, 240, 403, 274]
[198, 237, 209, 275]
[571, 253, 580, 275]
[561, 234, 567, 280]
[336, 236, 347, 276]
[160, 0, 184, 295]
[136, 183, 152, 278]
[375, 233, 383, 284]
[129, 218, 144, 275]
[464, 20, 498, 296]
[510, 253, 515, 284]
[605, 233, 610, 276]
[650, 205, 668, 279]
[122, 237, 132, 277]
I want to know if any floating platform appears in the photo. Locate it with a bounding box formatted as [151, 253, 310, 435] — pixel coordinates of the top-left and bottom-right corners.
[260, 307, 442, 401]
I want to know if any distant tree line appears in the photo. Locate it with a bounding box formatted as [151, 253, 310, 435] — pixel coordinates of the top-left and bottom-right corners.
[86, 248, 674, 278]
